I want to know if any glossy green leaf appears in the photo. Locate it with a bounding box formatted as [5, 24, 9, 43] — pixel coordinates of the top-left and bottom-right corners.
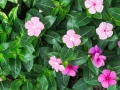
[36, 75, 48, 90]
[8, 0, 18, 3]
[42, 15, 56, 29]
[0, 43, 9, 51]
[88, 59, 99, 76]
[61, 46, 73, 60]
[45, 31, 61, 44]
[60, 0, 71, 7]
[86, 78, 100, 86]
[22, 80, 33, 90]
[9, 40, 20, 51]
[98, 39, 108, 49]
[10, 79, 23, 90]
[23, 0, 31, 8]
[9, 58, 21, 78]
[23, 60, 33, 72]
[93, 13, 102, 19]
[107, 85, 116, 90]
[80, 26, 95, 38]
[0, 0, 7, 9]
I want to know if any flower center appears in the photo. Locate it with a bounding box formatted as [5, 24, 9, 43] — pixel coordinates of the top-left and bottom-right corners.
[106, 77, 109, 80]
[93, 3, 96, 6]
[33, 25, 36, 29]
[70, 37, 74, 41]
[104, 30, 106, 32]
[55, 62, 59, 66]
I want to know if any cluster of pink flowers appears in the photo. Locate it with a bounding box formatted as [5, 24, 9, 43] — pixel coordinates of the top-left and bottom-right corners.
[89, 45, 106, 68]
[48, 56, 79, 77]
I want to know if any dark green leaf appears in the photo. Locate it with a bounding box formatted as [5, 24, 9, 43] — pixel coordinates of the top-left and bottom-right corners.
[23, 0, 31, 8]
[23, 60, 33, 72]
[60, 0, 71, 7]
[22, 80, 33, 90]
[98, 39, 108, 49]
[0, 0, 7, 9]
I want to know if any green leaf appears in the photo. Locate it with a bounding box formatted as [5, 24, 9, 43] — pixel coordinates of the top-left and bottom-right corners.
[9, 40, 20, 51]
[56, 72, 69, 90]
[9, 58, 21, 78]
[45, 31, 61, 44]
[60, 0, 71, 7]
[0, 11, 8, 22]
[53, 41, 61, 52]
[98, 39, 108, 49]
[23, 60, 33, 72]
[80, 26, 95, 38]
[104, 0, 112, 9]
[0, 0, 7, 9]
[36, 0, 54, 14]
[42, 15, 56, 29]
[0, 43, 9, 51]
[108, 40, 118, 50]
[69, 53, 88, 65]
[0, 53, 4, 62]
[10, 79, 23, 90]
[107, 33, 118, 41]
[67, 17, 79, 33]
[86, 78, 100, 86]
[81, 37, 88, 45]
[20, 33, 35, 47]
[22, 80, 33, 90]
[107, 85, 116, 90]
[0, 80, 11, 90]
[23, 0, 31, 8]
[117, 48, 120, 55]
[60, 46, 73, 60]
[19, 50, 35, 62]
[24, 44, 35, 53]
[8, 0, 18, 3]
[8, 6, 18, 22]
[77, 12, 91, 26]
[84, 39, 92, 52]
[36, 75, 48, 90]
[73, 78, 92, 90]
[93, 13, 102, 19]
[48, 76, 57, 90]
[88, 59, 99, 76]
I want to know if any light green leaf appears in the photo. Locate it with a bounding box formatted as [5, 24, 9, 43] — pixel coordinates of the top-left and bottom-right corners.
[0, 0, 7, 9]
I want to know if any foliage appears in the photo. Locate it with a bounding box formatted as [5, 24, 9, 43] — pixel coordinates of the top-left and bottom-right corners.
[0, 0, 120, 90]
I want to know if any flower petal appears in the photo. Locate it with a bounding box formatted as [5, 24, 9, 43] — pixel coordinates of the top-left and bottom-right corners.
[72, 65, 79, 71]
[102, 69, 111, 77]
[106, 23, 113, 31]
[67, 30, 75, 36]
[85, 0, 93, 8]
[118, 40, 120, 48]
[27, 29, 34, 36]
[62, 35, 70, 43]
[36, 21, 44, 30]
[58, 65, 65, 71]
[109, 71, 117, 79]
[31, 17, 39, 25]
[95, 45, 102, 54]
[98, 74, 106, 82]
[101, 80, 109, 88]
[108, 79, 116, 86]
[99, 22, 107, 30]
[73, 39, 81, 46]
[106, 31, 113, 38]
[34, 29, 41, 36]
[88, 6, 96, 14]
[96, 27, 104, 35]
[99, 33, 107, 40]
[66, 41, 74, 48]
[25, 21, 33, 29]
[62, 68, 69, 75]
[67, 69, 76, 77]
[95, 5, 103, 13]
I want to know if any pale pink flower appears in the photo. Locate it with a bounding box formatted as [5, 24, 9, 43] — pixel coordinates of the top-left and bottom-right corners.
[89, 45, 102, 56]
[62, 64, 79, 77]
[92, 53, 106, 68]
[62, 30, 81, 48]
[25, 17, 44, 37]
[96, 22, 113, 40]
[98, 69, 117, 88]
[48, 56, 65, 72]
[85, 0, 104, 14]
[39, 10, 43, 13]
[118, 40, 120, 48]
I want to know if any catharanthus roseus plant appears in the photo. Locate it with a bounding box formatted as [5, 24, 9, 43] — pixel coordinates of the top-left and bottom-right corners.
[0, 0, 120, 90]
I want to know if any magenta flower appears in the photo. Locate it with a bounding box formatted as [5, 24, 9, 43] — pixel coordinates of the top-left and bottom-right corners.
[118, 40, 120, 48]
[25, 17, 44, 37]
[98, 69, 117, 88]
[62, 30, 81, 48]
[48, 56, 65, 72]
[92, 53, 106, 68]
[96, 22, 113, 40]
[85, 0, 104, 14]
[62, 64, 79, 77]
[89, 45, 102, 56]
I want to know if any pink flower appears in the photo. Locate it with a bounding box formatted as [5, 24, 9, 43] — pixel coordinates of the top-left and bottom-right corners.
[62, 30, 81, 48]
[89, 45, 102, 56]
[0, 78, 2, 82]
[96, 22, 113, 40]
[98, 69, 117, 88]
[48, 56, 65, 72]
[92, 53, 106, 68]
[62, 64, 79, 77]
[85, 0, 104, 14]
[25, 17, 44, 37]
[118, 40, 120, 48]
